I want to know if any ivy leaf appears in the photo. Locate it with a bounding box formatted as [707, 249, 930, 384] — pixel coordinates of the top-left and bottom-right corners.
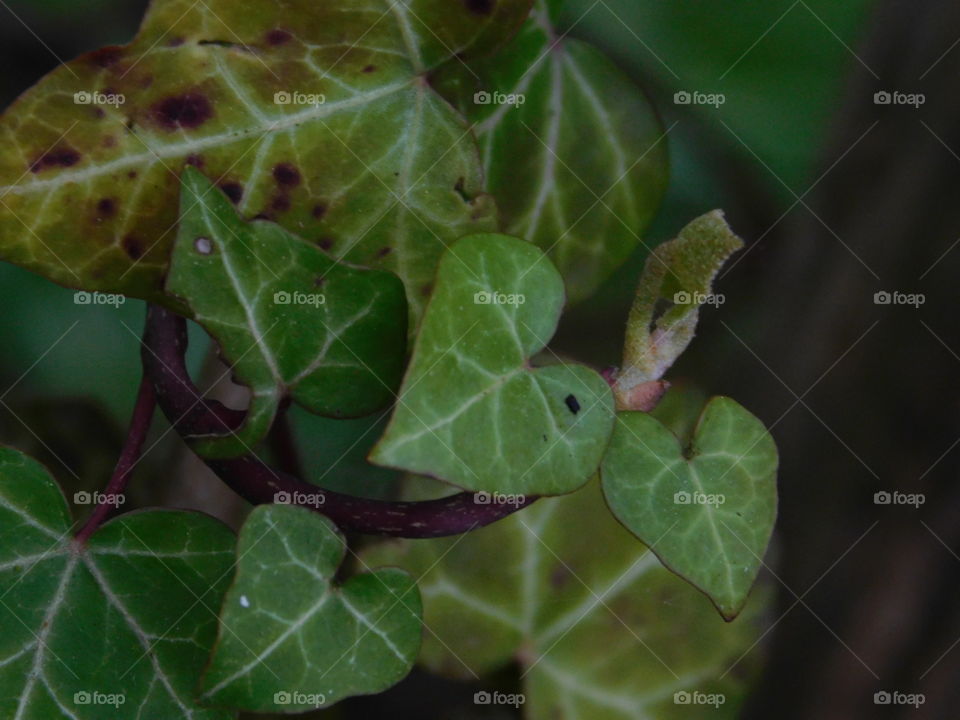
[0, 0, 531, 324]
[166, 168, 408, 459]
[370, 233, 615, 496]
[614, 210, 742, 411]
[364, 479, 770, 719]
[430, 0, 669, 303]
[601, 397, 778, 620]
[200, 504, 422, 712]
[0, 447, 235, 719]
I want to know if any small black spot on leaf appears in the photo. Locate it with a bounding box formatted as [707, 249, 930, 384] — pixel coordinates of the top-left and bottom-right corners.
[185, 154, 204, 168]
[363, 64, 376, 73]
[312, 203, 328, 219]
[318, 237, 334, 251]
[266, 29, 292, 45]
[272, 162, 301, 187]
[565, 394, 580, 414]
[30, 147, 81, 173]
[96, 198, 116, 218]
[464, 0, 495, 15]
[122, 235, 144, 259]
[378, 247, 392, 257]
[271, 194, 291, 212]
[152, 93, 213, 130]
[220, 182, 243, 204]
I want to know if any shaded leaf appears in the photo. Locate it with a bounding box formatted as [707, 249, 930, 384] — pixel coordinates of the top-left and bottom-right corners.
[614, 211, 741, 410]
[0, 0, 531, 324]
[200, 504, 421, 712]
[0, 447, 235, 719]
[365, 479, 770, 719]
[601, 397, 778, 619]
[370, 233, 614, 496]
[167, 168, 407, 458]
[431, 0, 669, 303]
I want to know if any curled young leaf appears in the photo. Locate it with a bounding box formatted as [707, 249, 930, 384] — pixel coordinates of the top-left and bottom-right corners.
[166, 168, 408, 459]
[0, 447, 235, 720]
[431, 0, 669, 303]
[370, 233, 615, 496]
[200, 504, 422, 712]
[601, 397, 778, 619]
[615, 210, 742, 410]
[0, 0, 531, 324]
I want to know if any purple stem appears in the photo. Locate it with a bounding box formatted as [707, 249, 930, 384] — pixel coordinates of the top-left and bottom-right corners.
[142, 305, 535, 538]
[75, 376, 157, 544]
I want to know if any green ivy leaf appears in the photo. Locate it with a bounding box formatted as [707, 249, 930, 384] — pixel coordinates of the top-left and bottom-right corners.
[0, 447, 235, 719]
[0, 0, 531, 324]
[370, 233, 615, 496]
[167, 168, 407, 459]
[200, 504, 421, 713]
[601, 397, 778, 619]
[614, 210, 742, 410]
[365, 479, 770, 719]
[431, 0, 669, 303]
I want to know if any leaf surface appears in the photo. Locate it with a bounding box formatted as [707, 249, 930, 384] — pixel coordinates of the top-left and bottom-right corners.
[167, 168, 408, 458]
[431, 0, 669, 303]
[370, 233, 615, 496]
[601, 397, 778, 619]
[0, 0, 536, 323]
[200, 504, 421, 712]
[0, 447, 235, 720]
[365, 479, 770, 719]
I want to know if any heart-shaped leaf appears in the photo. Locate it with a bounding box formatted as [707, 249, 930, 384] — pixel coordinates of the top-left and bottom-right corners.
[430, 0, 669, 303]
[0, 0, 534, 323]
[369, 233, 615, 496]
[614, 211, 742, 410]
[365, 479, 771, 719]
[166, 167, 408, 459]
[0, 447, 235, 719]
[200, 504, 422, 713]
[601, 397, 778, 619]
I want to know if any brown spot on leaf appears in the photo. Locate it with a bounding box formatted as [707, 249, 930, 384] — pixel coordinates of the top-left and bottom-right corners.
[271, 194, 291, 212]
[312, 203, 328, 219]
[464, 0, 495, 15]
[152, 93, 213, 130]
[96, 198, 116, 218]
[122, 235, 144, 259]
[378, 247, 392, 257]
[127, 170, 138, 179]
[272, 162, 301, 187]
[266, 29, 292, 45]
[318, 237, 334, 251]
[313, 276, 326, 287]
[185, 154, 204, 168]
[421, 283, 433, 297]
[88, 46, 124, 68]
[220, 182, 243, 204]
[30, 147, 81, 173]
[363, 64, 376, 73]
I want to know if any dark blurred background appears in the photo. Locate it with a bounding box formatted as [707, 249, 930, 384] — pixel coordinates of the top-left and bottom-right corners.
[1, 1, 958, 718]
